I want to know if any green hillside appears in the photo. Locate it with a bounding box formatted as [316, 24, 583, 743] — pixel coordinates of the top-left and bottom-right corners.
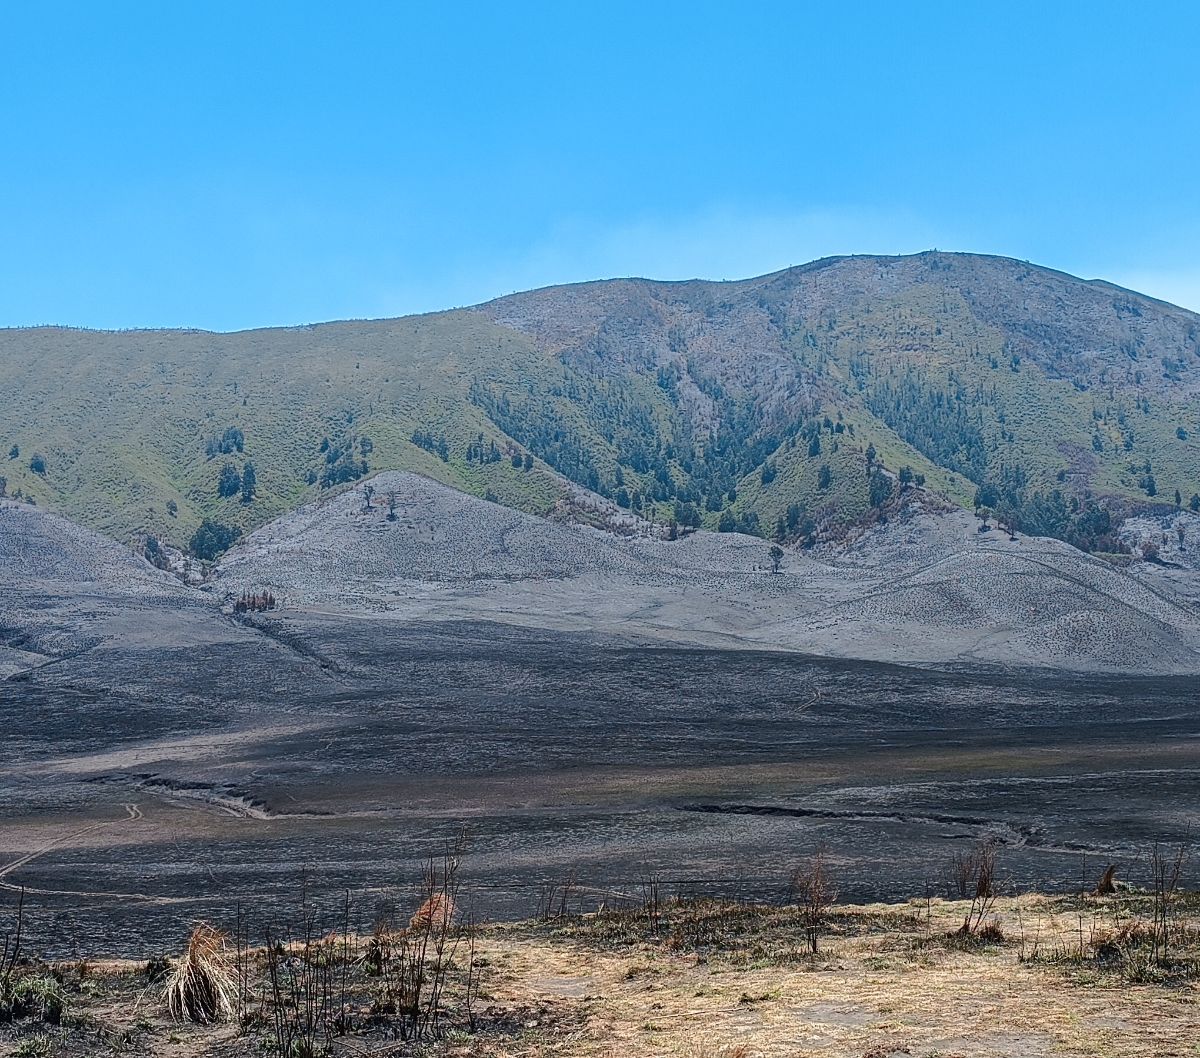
[478, 252, 1200, 549]
[0, 313, 569, 549]
[2, 251, 1198, 555]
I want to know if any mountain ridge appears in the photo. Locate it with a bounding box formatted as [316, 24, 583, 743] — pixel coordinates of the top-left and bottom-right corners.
[6, 250, 1195, 336]
[1, 250, 1197, 555]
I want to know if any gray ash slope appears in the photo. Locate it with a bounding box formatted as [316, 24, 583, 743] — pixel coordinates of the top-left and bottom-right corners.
[6, 475, 1200, 676]
[214, 471, 1200, 673]
[816, 511, 1200, 671]
[0, 500, 330, 702]
[0, 500, 190, 678]
[214, 470, 772, 586]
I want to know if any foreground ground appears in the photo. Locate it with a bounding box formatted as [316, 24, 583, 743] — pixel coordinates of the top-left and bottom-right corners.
[2, 889, 1198, 1058]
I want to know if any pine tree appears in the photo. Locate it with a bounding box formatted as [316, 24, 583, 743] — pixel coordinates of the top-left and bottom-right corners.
[241, 462, 257, 503]
[218, 464, 241, 498]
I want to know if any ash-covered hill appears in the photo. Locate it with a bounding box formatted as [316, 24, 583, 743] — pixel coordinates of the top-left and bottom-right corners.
[214, 472, 1200, 673]
[3, 466, 1199, 678]
[0, 501, 326, 700]
[0, 501, 190, 675]
[1, 252, 1197, 560]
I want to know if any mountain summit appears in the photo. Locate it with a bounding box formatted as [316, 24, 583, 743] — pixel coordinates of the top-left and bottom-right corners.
[1, 251, 1197, 554]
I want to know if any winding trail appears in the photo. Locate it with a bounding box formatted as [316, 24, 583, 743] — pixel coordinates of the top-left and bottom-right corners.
[0, 802, 162, 901]
[0, 797, 221, 903]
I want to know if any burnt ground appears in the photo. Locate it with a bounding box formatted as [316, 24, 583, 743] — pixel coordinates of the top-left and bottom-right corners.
[1, 616, 1197, 959]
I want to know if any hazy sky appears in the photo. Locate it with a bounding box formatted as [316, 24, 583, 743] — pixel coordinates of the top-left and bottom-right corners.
[2, 2, 1198, 330]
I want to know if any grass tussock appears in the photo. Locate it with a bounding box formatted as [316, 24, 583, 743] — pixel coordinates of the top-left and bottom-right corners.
[164, 924, 237, 1024]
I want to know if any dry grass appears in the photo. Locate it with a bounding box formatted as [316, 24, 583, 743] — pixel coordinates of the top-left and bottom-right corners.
[494, 892, 1199, 1057]
[409, 891, 455, 931]
[1, 893, 1197, 1056]
[163, 924, 237, 1025]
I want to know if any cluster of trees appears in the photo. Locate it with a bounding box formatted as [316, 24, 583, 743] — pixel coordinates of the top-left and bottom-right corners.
[973, 467, 1126, 552]
[470, 364, 850, 531]
[464, 432, 535, 472]
[673, 500, 702, 529]
[466, 351, 1195, 554]
[717, 509, 761, 534]
[863, 368, 990, 483]
[773, 502, 816, 546]
[868, 465, 895, 508]
[308, 435, 372, 488]
[857, 361, 1196, 551]
[470, 379, 605, 493]
[1131, 460, 1158, 497]
[1092, 403, 1142, 455]
[141, 534, 170, 570]
[189, 518, 240, 560]
[0, 476, 35, 504]
[464, 434, 502, 464]
[217, 461, 256, 502]
[471, 355, 941, 546]
[233, 591, 276, 613]
[412, 429, 450, 461]
[204, 426, 244, 459]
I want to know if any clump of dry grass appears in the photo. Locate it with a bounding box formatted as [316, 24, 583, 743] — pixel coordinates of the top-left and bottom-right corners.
[409, 891, 455, 931]
[165, 924, 237, 1024]
[1093, 864, 1118, 896]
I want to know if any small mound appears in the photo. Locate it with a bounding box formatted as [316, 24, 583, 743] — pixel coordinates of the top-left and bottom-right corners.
[214, 471, 777, 603]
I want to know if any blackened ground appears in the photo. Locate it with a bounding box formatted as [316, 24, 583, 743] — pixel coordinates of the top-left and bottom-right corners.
[1, 617, 1196, 958]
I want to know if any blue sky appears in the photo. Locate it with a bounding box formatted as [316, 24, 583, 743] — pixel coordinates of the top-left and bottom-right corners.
[2, 1, 1198, 330]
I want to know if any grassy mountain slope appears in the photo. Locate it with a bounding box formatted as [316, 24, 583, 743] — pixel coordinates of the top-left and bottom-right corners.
[479, 252, 1200, 544]
[0, 313, 570, 547]
[1, 251, 1198, 552]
